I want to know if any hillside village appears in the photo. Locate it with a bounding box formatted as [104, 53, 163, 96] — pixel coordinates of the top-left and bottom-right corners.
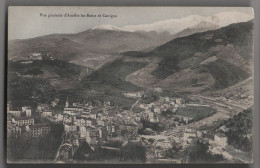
[7, 90, 252, 162]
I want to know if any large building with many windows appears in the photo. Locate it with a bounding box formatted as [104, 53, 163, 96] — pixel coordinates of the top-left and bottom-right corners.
[26, 124, 51, 137]
[64, 123, 77, 133]
[12, 117, 34, 126]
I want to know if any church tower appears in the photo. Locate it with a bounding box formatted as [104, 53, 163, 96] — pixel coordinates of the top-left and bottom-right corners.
[65, 96, 69, 108]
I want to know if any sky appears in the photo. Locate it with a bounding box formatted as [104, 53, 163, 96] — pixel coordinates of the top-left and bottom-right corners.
[8, 6, 253, 40]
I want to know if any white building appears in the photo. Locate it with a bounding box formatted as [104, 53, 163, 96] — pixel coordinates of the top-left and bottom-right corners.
[123, 91, 144, 98]
[183, 128, 197, 141]
[80, 126, 88, 138]
[42, 111, 53, 117]
[37, 104, 49, 112]
[214, 133, 228, 147]
[176, 98, 185, 105]
[154, 107, 161, 114]
[64, 107, 83, 113]
[12, 117, 34, 126]
[97, 120, 105, 126]
[57, 114, 64, 121]
[25, 109, 32, 117]
[64, 123, 77, 133]
[89, 113, 97, 119]
[139, 104, 149, 110]
[30, 53, 42, 60]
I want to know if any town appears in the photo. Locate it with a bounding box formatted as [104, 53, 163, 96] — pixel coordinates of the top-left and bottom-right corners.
[7, 90, 252, 163]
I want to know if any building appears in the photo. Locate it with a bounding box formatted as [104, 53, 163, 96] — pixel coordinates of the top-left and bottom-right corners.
[63, 115, 76, 124]
[89, 113, 97, 119]
[97, 127, 103, 139]
[64, 123, 77, 133]
[79, 126, 98, 144]
[26, 124, 51, 137]
[97, 120, 105, 126]
[197, 130, 203, 138]
[86, 128, 98, 145]
[214, 133, 228, 147]
[42, 111, 53, 117]
[25, 108, 32, 117]
[53, 113, 64, 122]
[76, 117, 85, 127]
[30, 53, 42, 60]
[12, 117, 34, 126]
[75, 117, 95, 127]
[7, 113, 14, 123]
[154, 87, 163, 92]
[51, 98, 59, 107]
[183, 128, 197, 141]
[139, 104, 149, 110]
[123, 91, 144, 98]
[64, 107, 84, 115]
[219, 125, 230, 132]
[8, 110, 21, 118]
[86, 119, 92, 126]
[176, 98, 185, 105]
[135, 116, 141, 122]
[106, 124, 116, 133]
[7, 122, 22, 138]
[64, 107, 84, 112]
[145, 112, 158, 123]
[37, 104, 49, 112]
[7, 103, 10, 111]
[86, 134, 97, 145]
[80, 126, 88, 138]
[80, 126, 95, 137]
[57, 114, 64, 121]
[22, 106, 32, 117]
[154, 107, 162, 114]
[183, 117, 193, 123]
[155, 139, 172, 150]
[65, 96, 69, 108]
[126, 124, 139, 135]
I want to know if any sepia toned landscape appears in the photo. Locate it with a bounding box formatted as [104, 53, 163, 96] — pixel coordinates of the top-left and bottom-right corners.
[7, 7, 254, 163]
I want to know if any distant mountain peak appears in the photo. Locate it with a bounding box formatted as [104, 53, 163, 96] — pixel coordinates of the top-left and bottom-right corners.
[195, 21, 219, 29]
[89, 11, 253, 36]
[206, 11, 254, 27]
[91, 24, 124, 31]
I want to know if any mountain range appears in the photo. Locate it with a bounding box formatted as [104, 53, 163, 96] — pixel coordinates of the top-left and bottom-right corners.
[8, 11, 253, 69]
[122, 20, 253, 94]
[93, 11, 252, 35]
[8, 12, 254, 105]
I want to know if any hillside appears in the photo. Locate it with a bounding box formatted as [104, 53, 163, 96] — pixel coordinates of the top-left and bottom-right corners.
[81, 59, 147, 93]
[81, 58, 148, 108]
[7, 20, 254, 108]
[123, 21, 253, 93]
[8, 30, 173, 68]
[7, 60, 85, 107]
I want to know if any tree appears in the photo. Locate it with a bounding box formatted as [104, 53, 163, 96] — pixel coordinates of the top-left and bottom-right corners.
[120, 141, 146, 162]
[224, 108, 253, 152]
[73, 141, 92, 160]
[183, 140, 210, 163]
[191, 78, 198, 86]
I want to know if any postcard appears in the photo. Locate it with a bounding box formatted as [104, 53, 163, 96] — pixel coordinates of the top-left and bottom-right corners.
[7, 6, 254, 164]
